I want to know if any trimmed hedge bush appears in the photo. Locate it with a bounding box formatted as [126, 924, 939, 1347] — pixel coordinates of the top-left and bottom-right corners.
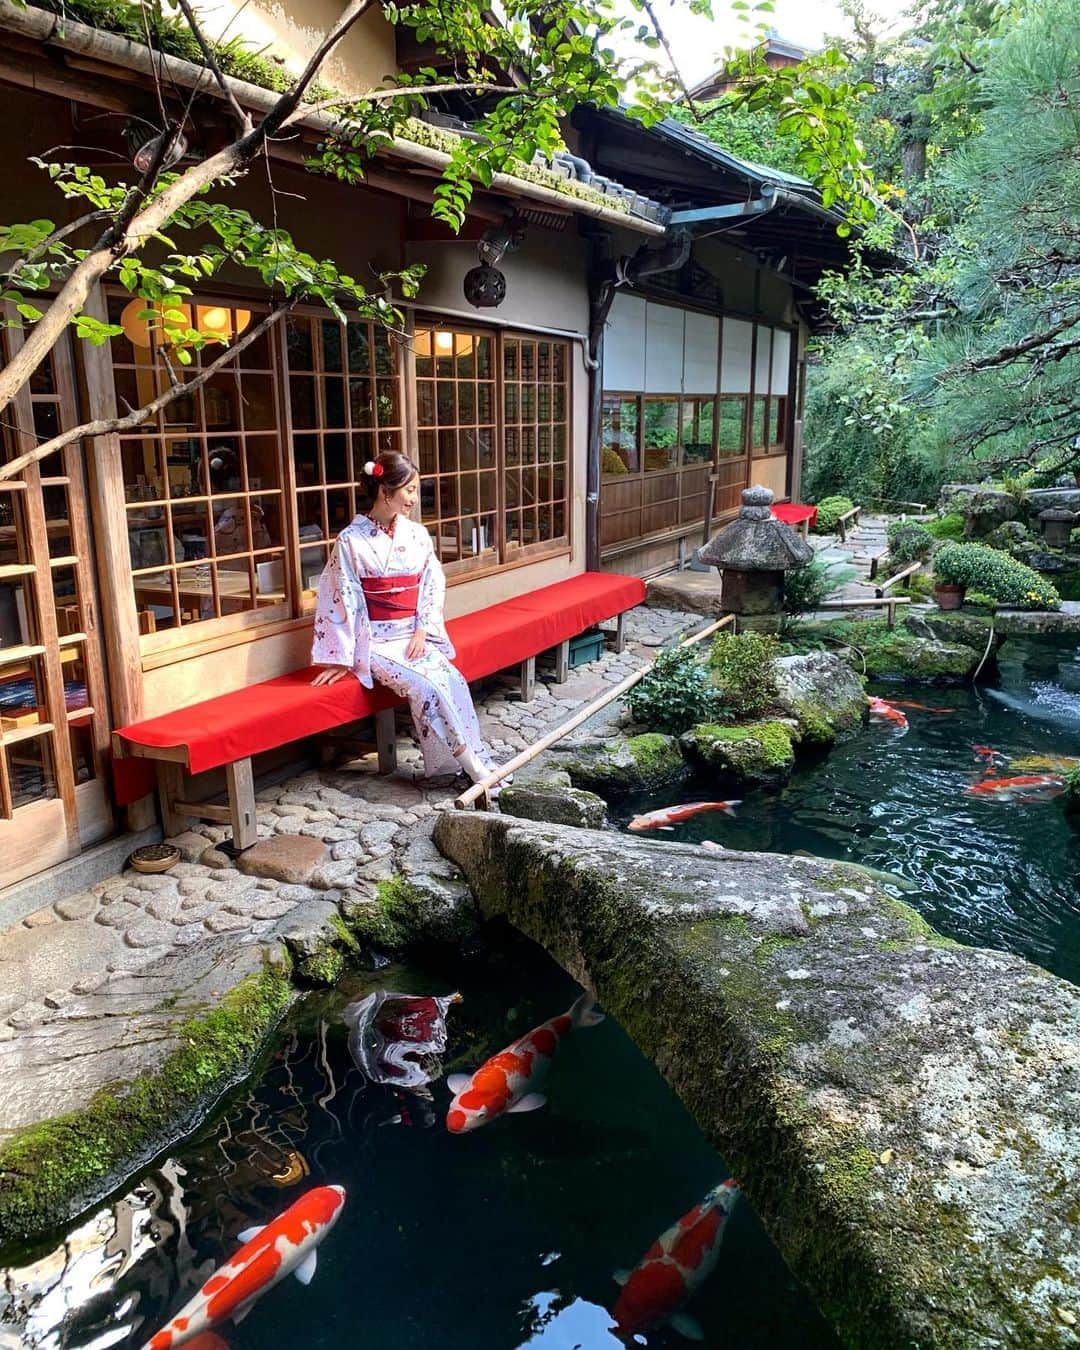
[933, 543, 1060, 610]
[812, 495, 856, 534]
[886, 519, 934, 565]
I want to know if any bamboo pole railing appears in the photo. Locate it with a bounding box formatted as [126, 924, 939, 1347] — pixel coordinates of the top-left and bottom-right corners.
[454, 612, 735, 811]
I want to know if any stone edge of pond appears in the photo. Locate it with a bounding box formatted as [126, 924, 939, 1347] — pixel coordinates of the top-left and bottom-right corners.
[0, 942, 294, 1257]
[434, 811, 1080, 1350]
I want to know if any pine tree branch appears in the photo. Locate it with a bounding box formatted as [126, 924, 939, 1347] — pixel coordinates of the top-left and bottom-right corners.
[962, 314, 1080, 371]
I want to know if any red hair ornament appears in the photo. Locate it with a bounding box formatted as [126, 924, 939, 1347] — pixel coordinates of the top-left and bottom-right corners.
[363, 460, 384, 478]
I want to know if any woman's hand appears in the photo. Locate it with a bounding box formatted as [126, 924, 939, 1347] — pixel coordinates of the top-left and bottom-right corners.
[312, 665, 350, 686]
[406, 626, 428, 660]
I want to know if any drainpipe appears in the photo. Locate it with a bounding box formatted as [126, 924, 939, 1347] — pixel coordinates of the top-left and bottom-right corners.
[585, 228, 691, 571]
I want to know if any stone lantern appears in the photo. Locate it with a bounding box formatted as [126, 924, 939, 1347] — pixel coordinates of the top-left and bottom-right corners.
[1038, 507, 1077, 549]
[699, 485, 813, 616]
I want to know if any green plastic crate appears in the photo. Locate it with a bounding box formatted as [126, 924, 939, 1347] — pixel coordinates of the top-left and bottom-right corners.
[568, 628, 605, 668]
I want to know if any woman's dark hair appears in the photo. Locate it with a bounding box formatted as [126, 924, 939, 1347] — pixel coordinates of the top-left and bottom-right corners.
[357, 449, 419, 512]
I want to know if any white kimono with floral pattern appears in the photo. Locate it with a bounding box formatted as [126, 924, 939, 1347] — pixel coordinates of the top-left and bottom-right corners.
[311, 514, 493, 778]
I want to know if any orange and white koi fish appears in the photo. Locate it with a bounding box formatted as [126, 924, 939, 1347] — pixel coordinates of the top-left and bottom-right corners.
[887, 699, 955, 715]
[184, 1337, 230, 1350]
[972, 744, 1006, 764]
[446, 991, 604, 1133]
[612, 1179, 740, 1342]
[143, 1186, 346, 1349]
[628, 801, 740, 832]
[965, 773, 1064, 801]
[867, 696, 908, 730]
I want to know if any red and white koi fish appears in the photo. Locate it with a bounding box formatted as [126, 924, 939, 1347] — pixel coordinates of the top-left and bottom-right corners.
[446, 991, 604, 1133]
[184, 1337, 230, 1350]
[628, 801, 740, 832]
[887, 699, 955, 715]
[867, 696, 908, 730]
[142, 1186, 346, 1349]
[612, 1179, 740, 1342]
[965, 773, 1064, 801]
[699, 839, 724, 854]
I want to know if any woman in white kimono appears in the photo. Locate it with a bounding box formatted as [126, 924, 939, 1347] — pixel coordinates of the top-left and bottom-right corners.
[310, 450, 499, 785]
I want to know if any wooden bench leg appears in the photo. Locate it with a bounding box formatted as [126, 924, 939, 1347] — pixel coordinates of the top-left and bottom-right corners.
[554, 640, 570, 684]
[613, 611, 627, 654]
[225, 757, 257, 851]
[157, 761, 189, 838]
[519, 655, 536, 703]
[375, 708, 397, 774]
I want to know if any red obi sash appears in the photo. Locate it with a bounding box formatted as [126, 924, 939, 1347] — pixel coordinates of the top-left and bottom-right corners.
[362, 573, 420, 622]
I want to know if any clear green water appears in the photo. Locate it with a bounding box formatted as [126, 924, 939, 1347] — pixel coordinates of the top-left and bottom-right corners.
[4, 938, 838, 1349]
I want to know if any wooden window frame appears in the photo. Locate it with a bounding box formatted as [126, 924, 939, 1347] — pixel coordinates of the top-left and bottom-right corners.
[411, 318, 572, 581]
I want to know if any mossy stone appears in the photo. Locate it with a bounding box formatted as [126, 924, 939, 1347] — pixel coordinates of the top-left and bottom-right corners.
[680, 719, 796, 787]
[498, 780, 607, 829]
[559, 732, 687, 797]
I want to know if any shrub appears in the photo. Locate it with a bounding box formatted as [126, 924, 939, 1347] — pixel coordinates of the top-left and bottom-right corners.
[625, 646, 722, 735]
[926, 513, 965, 541]
[886, 519, 934, 565]
[933, 543, 1060, 610]
[708, 631, 779, 718]
[782, 555, 857, 616]
[601, 447, 629, 475]
[812, 495, 855, 534]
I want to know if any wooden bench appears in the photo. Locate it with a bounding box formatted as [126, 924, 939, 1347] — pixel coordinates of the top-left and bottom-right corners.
[770, 502, 818, 538]
[112, 571, 645, 850]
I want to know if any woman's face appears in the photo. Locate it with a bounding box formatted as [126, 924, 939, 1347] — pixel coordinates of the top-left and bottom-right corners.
[384, 474, 420, 518]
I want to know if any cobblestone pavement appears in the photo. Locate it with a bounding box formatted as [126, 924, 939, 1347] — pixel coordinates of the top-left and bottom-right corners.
[0, 604, 699, 1044]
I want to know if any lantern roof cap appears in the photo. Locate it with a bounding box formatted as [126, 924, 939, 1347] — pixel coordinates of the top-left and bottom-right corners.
[699, 486, 813, 571]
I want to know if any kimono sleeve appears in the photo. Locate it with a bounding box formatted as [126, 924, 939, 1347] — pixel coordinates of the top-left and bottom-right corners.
[311, 535, 374, 688]
[416, 526, 455, 657]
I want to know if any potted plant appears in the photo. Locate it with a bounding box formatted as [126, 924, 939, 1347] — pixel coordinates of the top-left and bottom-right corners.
[932, 546, 967, 609]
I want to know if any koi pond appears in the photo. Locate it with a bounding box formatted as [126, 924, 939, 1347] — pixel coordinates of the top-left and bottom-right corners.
[3, 634, 1078, 1349]
[2, 939, 839, 1349]
[618, 632, 1080, 988]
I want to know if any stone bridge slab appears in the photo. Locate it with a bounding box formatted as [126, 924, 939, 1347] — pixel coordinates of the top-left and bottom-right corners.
[435, 812, 1079, 1349]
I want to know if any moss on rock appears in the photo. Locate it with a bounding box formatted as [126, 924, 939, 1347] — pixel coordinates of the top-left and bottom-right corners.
[680, 719, 796, 787]
[0, 956, 291, 1246]
[772, 651, 867, 743]
[559, 732, 687, 797]
[796, 619, 981, 684]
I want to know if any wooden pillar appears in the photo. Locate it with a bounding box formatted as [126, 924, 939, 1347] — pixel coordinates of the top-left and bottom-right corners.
[554, 640, 570, 683]
[375, 707, 397, 774]
[79, 286, 154, 827]
[519, 655, 536, 703]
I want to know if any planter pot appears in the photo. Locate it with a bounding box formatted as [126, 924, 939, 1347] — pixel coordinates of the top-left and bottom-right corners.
[934, 582, 966, 611]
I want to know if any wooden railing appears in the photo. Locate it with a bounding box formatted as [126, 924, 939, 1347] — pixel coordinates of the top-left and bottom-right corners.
[454, 613, 736, 811]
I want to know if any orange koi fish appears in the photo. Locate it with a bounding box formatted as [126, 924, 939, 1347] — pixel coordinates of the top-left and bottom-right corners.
[184, 1337, 230, 1350]
[887, 700, 955, 715]
[628, 801, 740, 832]
[143, 1186, 345, 1349]
[446, 991, 604, 1133]
[612, 1180, 740, 1342]
[867, 696, 909, 730]
[965, 773, 1064, 801]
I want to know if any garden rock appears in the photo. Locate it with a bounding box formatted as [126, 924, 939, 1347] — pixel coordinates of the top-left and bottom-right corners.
[772, 652, 866, 743]
[938, 484, 1019, 537]
[557, 732, 687, 797]
[498, 777, 607, 829]
[273, 899, 347, 985]
[680, 719, 797, 787]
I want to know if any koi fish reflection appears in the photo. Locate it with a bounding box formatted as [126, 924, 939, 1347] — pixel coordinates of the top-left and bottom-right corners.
[446, 991, 604, 1133]
[142, 1186, 345, 1349]
[612, 1179, 740, 1342]
[344, 989, 461, 1097]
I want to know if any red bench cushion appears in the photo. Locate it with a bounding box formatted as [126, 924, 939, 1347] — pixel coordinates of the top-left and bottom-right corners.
[771, 503, 817, 528]
[112, 571, 644, 803]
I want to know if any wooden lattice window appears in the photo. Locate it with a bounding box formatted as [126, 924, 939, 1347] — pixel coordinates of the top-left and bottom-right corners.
[111, 294, 289, 639]
[717, 395, 747, 455]
[288, 314, 403, 595]
[414, 325, 570, 575]
[503, 336, 568, 557]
